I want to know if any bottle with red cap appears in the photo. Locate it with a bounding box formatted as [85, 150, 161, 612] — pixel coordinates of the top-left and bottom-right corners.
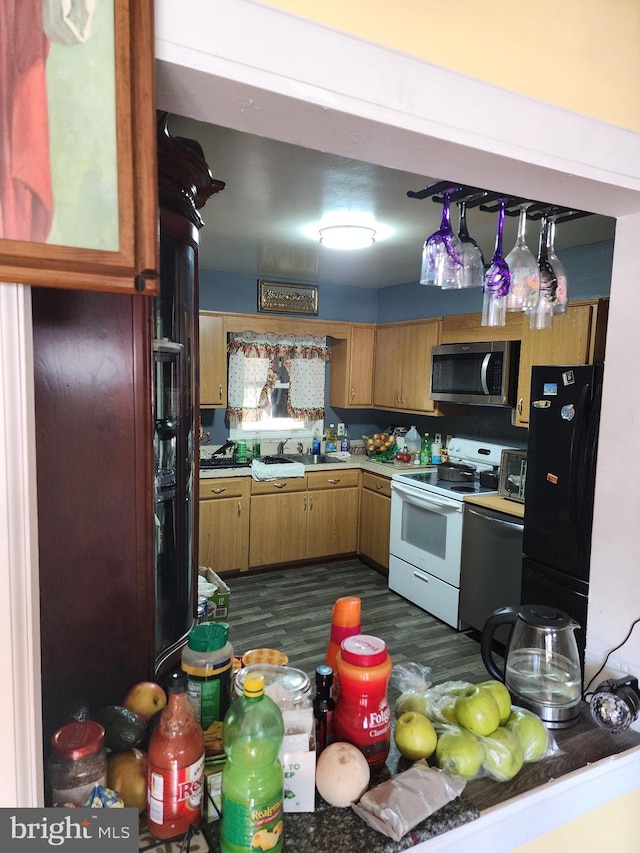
[147, 670, 205, 840]
[333, 634, 393, 771]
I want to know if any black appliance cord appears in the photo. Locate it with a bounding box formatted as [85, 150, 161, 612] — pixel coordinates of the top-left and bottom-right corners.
[583, 616, 640, 700]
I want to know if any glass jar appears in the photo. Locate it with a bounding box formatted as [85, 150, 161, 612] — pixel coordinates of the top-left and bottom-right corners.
[235, 663, 313, 740]
[47, 720, 107, 806]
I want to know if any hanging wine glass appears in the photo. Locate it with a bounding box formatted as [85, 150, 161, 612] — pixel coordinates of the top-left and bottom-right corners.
[420, 191, 464, 288]
[530, 214, 556, 329]
[504, 204, 540, 312]
[482, 200, 510, 327]
[547, 217, 569, 315]
[456, 201, 485, 288]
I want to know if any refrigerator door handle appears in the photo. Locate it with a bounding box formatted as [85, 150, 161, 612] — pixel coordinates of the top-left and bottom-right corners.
[568, 383, 590, 538]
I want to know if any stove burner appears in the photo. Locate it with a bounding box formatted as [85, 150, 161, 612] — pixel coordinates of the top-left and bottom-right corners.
[448, 484, 477, 493]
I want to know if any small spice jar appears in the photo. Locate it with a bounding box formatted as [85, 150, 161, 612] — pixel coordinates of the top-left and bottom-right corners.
[47, 720, 107, 806]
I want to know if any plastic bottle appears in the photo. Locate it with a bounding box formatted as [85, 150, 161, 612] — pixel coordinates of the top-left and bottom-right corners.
[419, 434, 432, 466]
[221, 673, 284, 853]
[340, 426, 350, 452]
[325, 596, 361, 675]
[147, 671, 205, 840]
[182, 622, 233, 730]
[333, 635, 393, 771]
[405, 425, 421, 456]
[325, 424, 338, 452]
[312, 430, 321, 455]
[431, 438, 442, 465]
[313, 665, 335, 755]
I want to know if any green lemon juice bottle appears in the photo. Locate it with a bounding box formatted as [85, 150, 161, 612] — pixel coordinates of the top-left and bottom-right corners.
[221, 673, 284, 853]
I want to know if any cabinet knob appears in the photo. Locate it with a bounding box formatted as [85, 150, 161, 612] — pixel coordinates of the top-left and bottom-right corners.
[375, 482, 383, 490]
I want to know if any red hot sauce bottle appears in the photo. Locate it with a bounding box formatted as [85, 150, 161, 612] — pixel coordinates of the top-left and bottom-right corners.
[147, 670, 205, 840]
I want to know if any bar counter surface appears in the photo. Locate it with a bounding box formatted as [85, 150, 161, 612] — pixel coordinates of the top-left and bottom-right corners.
[196, 702, 640, 853]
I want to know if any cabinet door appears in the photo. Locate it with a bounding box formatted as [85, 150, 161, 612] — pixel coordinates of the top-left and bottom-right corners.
[359, 488, 391, 571]
[329, 325, 375, 408]
[401, 320, 441, 412]
[373, 324, 404, 409]
[249, 492, 307, 567]
[515, 304, 594, 427]
[200, 313, 226, 407]
[307, 488, 359, 559]
[199, 497, 249, 574]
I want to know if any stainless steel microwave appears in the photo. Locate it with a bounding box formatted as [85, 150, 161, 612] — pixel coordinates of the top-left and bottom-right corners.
[430, 341, 519, 406]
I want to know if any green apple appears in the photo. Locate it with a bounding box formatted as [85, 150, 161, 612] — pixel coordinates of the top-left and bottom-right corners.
[477, 680, 512, 725]
[454, 685, 501, 736]
[435, 727, 484, 780]
[505, 708, 548, 762]
[395, 691, 429, 719]
[482, 726, 524, 781]
[393, 711, 437, 761]
[440, 699, 458, 725]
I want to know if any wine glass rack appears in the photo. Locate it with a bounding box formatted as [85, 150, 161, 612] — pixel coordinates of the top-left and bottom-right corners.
[407, 180, 592, 223]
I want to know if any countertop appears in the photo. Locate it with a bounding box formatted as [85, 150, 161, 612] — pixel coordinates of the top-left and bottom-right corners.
[196, 703, 640, 853]
[199, 456, 435, 480]
[462, 493, 525, 519]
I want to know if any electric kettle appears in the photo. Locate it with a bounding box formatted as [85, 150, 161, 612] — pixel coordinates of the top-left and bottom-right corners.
[481, 605, 582, 728]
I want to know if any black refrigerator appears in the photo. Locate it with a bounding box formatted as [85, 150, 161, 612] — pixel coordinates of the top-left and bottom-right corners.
[521, 364, 604, 667]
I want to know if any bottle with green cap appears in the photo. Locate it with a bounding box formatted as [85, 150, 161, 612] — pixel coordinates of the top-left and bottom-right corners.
[181, 622, 233, 729]
[221, 673, 284, 853]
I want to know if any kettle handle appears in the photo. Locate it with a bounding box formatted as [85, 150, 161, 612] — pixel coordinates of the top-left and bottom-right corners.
[480, 606, 519, 682]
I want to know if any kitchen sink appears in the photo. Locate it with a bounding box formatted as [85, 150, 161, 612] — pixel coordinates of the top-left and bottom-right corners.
[283, 453, 335, 464]
[260, 455, 296, 464]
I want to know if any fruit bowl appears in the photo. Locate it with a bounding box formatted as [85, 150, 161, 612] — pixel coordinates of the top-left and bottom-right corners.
[362, 434, 397, 461]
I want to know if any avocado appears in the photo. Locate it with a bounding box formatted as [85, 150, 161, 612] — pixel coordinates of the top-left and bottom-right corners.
[95, 705, 146, 753]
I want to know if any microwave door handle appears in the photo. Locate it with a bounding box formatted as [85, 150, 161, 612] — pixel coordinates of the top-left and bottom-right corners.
[480, 353, 492, 395]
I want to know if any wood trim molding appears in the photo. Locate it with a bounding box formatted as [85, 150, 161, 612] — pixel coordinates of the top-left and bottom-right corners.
[0, 282, 43, 806]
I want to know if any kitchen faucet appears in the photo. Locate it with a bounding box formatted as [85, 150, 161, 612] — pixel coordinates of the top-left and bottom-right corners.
[277, 438, 290, 455]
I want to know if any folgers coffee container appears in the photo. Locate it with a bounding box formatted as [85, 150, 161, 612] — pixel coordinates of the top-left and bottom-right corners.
[333, 634, 392, 771]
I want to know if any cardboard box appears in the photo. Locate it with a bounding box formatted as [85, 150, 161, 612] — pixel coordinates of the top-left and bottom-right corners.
[198, 567, 231, 622]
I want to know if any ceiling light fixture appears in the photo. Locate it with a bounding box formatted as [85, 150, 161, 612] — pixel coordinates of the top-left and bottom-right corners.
[319, 225, 376, 250]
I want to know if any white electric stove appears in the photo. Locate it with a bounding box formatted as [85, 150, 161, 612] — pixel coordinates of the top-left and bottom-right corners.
[389, 437, 515, 629]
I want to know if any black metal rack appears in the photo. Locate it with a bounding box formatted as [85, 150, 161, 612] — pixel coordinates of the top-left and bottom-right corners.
[408, 180, 592, 224]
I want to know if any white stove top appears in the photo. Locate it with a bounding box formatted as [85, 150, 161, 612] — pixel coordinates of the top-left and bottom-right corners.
[391, 437, 515, 502]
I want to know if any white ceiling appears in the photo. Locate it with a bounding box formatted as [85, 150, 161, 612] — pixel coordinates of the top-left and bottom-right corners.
[167, 114, 616, 290]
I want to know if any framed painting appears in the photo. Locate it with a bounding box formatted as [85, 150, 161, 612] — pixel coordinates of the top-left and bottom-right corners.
[258, 280, 319, 315]
[0, 0, 158, 294]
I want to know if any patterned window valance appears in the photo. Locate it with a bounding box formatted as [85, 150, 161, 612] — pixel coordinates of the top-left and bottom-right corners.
[226, 331, 330, 422]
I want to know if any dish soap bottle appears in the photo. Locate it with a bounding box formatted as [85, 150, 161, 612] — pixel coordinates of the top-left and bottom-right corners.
[340, 426, 350, 452]
[420, 434, 433, 466]
[312, 430, 321, 455]
[221, 673, 284, 853]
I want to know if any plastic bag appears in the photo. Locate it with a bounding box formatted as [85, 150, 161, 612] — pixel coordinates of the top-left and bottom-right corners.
[395, 679, 473, 724]
[433, 710, 561, 783]
[352, 761, 465, 841]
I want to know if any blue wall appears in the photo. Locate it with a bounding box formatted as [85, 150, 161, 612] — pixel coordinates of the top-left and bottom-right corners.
[200, 241, 612, 447]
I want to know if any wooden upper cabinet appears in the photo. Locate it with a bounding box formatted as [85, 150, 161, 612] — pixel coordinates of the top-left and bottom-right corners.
[200, 313, 227, 408]
[440, 311, 524, 343]
[514, 300, 608, 427]
[0, 0, 160, 294]
[373, 319, 441, 413]
[329, 324, 375, 407]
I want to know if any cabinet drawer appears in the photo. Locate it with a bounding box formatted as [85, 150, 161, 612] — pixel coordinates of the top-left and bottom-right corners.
[307, 468, 360, 490]
[251, 476, 307, 495]
[199, 477, 249, 500]
[361, 470, 391, 498]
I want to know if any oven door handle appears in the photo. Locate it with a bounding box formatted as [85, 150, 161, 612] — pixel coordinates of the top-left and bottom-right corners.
[392, 482, 462, 512]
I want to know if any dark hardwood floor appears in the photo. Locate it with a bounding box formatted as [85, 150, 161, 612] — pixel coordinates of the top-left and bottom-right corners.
[225, 559, 497, 690]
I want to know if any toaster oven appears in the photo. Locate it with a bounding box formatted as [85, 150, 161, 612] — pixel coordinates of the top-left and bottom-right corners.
[498, 449, 527, 503]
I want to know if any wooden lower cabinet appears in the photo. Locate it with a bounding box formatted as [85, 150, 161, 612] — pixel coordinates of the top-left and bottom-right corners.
[358, 471, 391, 571]
[199, 477, 250, 573]
[306, 470, 360, 560]
[249, 470, 359, 568]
